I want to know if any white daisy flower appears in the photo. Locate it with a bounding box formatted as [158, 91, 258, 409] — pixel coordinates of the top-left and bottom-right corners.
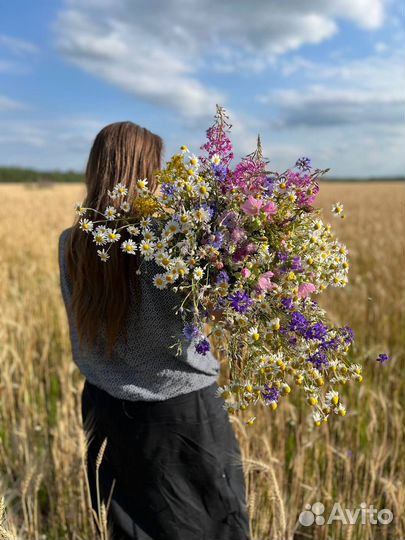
[331, 202, 344, 216]
[140, 217, 152, 229]
[106, 228, 121, 243]
[74, 202, 87, 216]
[153, 274, 167, 289]
[139, 240, 155, 260]
[136, 178, 148, 193]
[156, 252, 173, 270]
[189, 154, 199, 168]
[127, 225, 140, 236]
[211, 153, 221, 165]
[104, 205, 118, 220]
[325, 390, 339, 406]
[115, 183, 128, 196]
[194, 207, 210, 223]
[79, 218, 94, 233]
[97, 249, 110, 262]
[173, 258, 189, 278]
[142, 229, 156, 242]
[92, 231, 108, 245]
[120, 201, 131, 212]
[196, 182, 210, 198]
[164, 272, 177, 285]
[121, 239, 137, 254]
[248, 326, 261, 342]
[193, 267, 204, 280]
[95, 225, 108, 234]
[164, 220, 180, 236]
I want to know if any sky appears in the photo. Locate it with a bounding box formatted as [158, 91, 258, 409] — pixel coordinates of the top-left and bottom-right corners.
[0, 0, 404, 177]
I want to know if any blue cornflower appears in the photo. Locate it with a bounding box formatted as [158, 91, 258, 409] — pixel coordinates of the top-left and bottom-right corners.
[289, 311, 310, 334]
[216, 270, 229, 284]
[210, 231, 224, 249]
[307, 351, 329, 370]
[161, 183, 176, 196]
[376, 353, 390, 364]
[183, 323, 201, 341]
[291, 256, 303, 272]
[281, 297, 294, 311]
[263, 385, 280, 404]
[229, 290, 253, 314]
[295, 156, 312, 171]
[195, 339, 210, 355]
[340, 326, 355, 344]
[305, 322, 328, 341]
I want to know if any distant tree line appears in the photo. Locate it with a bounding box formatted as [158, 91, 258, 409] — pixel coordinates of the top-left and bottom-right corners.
[0, 167, 84, 183]
[0, 166, 403, 183]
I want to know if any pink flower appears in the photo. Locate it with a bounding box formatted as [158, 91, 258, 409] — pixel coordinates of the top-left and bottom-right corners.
[257, 271, 275, 291]
[298, 282, 316, 298]
[241, 268, 251, 278]
[240, 196, 263, 216]
[231, 227, 247, 243]
[263, 201, 278, 215]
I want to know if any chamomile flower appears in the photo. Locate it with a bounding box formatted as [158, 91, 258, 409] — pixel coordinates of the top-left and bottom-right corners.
[136, 178, 149, 193]
[120, 201, 131, 212]
[164, 220, 180, 237]
[194, 207, 211, 223]
[189, 154, 199, 168]
[156, 252, 173, 270]
[121, 239, 137, 254]
[79, 218, 94, 233]
[106, 228, 121, 243]
[248, 326, 261, 342]
[105, 205, 118, 220]
[211, 153, 221, 165]
[269, 318, 281, 331]
[127, 225, 140, 236]
[74, 202, 87, 216]
[332, 202, 344, 216]
[173, 258, 189, 277]
[115, 183, 128, 196]
[153, 274, 167, 289]
[92, 231, 108, 245]
[140, 217, 152, 229]
[216, 385, 232, 399]
[180, 145, 189, 152]
[312, 410, 323, 427]
[142, 229, 156, 242]
[97, 249, 110, 262]
[325, 390, 339, 405]
[193, 267, 204, 281]
[212, 326, 225, 341]
[139, 240, 155, 260]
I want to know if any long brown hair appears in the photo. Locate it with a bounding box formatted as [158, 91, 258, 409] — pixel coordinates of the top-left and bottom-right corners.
[65, 121, 163, 357]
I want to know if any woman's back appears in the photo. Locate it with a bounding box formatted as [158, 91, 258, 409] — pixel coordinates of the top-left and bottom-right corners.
[58, 226, 220, 401]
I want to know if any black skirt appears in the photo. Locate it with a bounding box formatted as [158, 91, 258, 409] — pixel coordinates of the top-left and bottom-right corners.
[81, 380, 251, 540]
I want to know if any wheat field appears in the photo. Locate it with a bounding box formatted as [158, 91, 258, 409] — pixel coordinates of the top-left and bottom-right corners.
[0, 181, 404, 540]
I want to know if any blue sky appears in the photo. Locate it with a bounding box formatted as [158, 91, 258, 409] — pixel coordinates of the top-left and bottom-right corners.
[0, 0, 404, 177]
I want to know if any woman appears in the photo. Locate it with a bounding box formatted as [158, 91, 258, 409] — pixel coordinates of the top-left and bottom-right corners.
[58, 121, 251, 540]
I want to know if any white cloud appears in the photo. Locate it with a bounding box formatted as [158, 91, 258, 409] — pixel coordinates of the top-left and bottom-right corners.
[0, 34, 39, 56]
[55, 0, 387, 116]
[0, 95, 27, 111]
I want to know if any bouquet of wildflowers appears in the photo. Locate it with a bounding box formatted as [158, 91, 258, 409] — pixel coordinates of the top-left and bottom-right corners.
[76, 106, 367, 426]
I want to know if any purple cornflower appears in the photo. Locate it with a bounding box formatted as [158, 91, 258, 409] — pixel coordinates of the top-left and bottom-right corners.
[229, 290, 253, 314]
[376, 353, 390, 364]
[281, 297, 294, 311]
[340, 326, 355, 344]
[277, 251, 289, 263]
[216, 270, 229, 284]
[210, 231, 224, 249]
[212, 163, 228, 183]
[295, 156, 312, 172]
[195, 338, 210, 355]
[291, 256, 303, 272]
[289, 311, 310, 334]
[305, 322, 328, 341]
[183, 323, 201, 341]
[161, 183, 176, 196]
[263, 385, 280, 404]
[307, 350, 329, 370]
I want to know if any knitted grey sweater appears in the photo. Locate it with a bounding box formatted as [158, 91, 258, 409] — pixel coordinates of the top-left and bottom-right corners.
[58, 227, 220, 401]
